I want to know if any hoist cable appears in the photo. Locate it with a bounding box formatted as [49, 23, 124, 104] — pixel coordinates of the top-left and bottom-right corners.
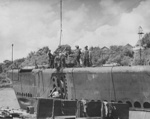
[59, 0, 63, 46]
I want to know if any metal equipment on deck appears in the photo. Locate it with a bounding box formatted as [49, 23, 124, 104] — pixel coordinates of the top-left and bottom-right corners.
[36, 98, 129, 119]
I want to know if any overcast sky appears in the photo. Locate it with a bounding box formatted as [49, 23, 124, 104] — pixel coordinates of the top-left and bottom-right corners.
[0, 0, 149, 62]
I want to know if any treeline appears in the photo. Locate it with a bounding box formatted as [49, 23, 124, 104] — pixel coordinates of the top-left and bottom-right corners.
[0, 44, 134, 72]
[1, 32, 150, 73]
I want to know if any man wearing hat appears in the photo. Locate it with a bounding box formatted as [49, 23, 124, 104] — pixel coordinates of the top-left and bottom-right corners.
[83, 46, 89, 67]
[75, 45, 81, 67]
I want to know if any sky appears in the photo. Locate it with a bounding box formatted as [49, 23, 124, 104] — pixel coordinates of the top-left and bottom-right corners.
[0, 0, 149, 62]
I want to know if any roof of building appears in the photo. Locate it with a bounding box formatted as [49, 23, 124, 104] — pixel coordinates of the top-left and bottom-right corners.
[101, 46, 109, 51]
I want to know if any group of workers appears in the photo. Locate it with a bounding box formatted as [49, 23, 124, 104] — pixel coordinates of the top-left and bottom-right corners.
[47, 49, 66, 69]
[47, 45, 93, 99]
[47, 45, 93, 69]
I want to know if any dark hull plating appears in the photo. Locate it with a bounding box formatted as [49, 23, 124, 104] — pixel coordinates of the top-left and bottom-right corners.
[7, 66, 150, 118]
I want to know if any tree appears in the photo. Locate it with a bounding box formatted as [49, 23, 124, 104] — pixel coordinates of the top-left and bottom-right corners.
[54, 44, 71, 55]
[141, 33, 150, 48]
[121, 56, 132, 66]
[123, 47, 134, 58]
[0, 63, 3, 73]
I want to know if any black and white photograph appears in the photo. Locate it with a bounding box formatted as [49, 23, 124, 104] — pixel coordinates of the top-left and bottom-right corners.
[0, 0, 150, 118]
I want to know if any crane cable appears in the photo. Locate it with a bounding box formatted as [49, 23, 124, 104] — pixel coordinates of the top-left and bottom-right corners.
[59, 0, 63, 46]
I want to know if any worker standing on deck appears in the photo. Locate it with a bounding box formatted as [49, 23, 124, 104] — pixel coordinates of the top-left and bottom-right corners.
[89, 47, 93, 67]
[83, 46, 89, 67]
[47, 50, 54, 68]
[60, 52, 66, 68]
[75, 45, 81, 67]
[54, 53, 61, 69]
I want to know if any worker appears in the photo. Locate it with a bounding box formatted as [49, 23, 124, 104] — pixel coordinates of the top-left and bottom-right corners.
[60, 52, 66, 68]
[34, 60, 38, 69]
[83, 46, 89, 67]
[47, 50, 54, 68]
[52, 90, 61, 98]
[75, 45, 81, 67]
[89, 47, 93, 67]
[81, 99, 87, 117]
[49, 85, 61, 98]
[54, 53, 61, 69]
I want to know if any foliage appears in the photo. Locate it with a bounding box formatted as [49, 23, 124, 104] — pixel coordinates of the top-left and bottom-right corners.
[121, 56, 132, 66]
[0, 63, 3, 73]
[141, 33, 150, 48]
[15, 44, 135, 68]
[3, 39, 150, 72]
[133, 48, 150, 65]
[54, 44, 71, 55]
[104, 45, 133, 66]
